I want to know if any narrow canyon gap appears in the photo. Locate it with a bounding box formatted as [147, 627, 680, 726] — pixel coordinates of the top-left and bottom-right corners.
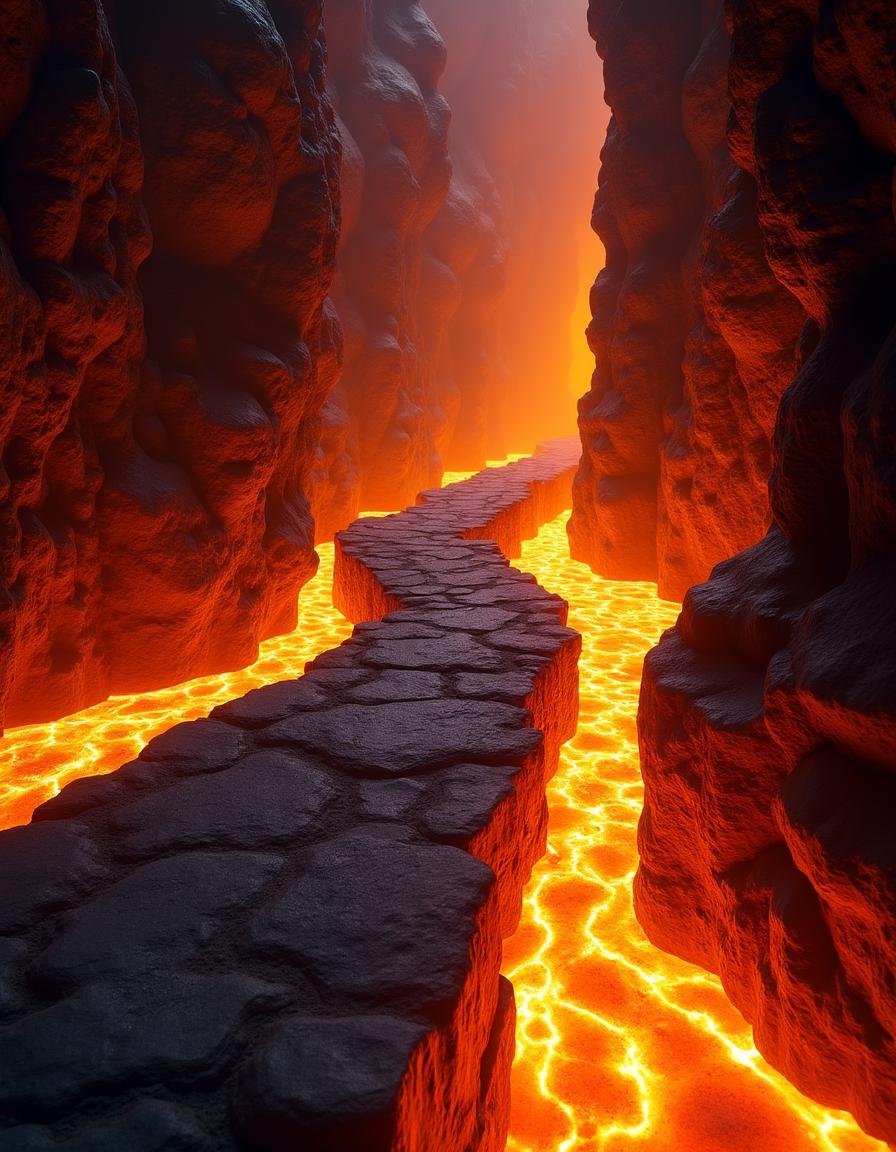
[0, 1, 895, 1151]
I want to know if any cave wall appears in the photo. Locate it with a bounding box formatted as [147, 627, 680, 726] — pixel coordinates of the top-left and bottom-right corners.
[627, 0, 896, 1142]
[569, 0, 804, 601]
[0, 0, 340, 730]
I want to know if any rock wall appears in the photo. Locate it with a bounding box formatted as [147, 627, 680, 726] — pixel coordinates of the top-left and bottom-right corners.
[569, 0, 803, 601]
[0, 0, 340, 729]
[0, 442, 580, 1152]
[635, 1, 896, 1143]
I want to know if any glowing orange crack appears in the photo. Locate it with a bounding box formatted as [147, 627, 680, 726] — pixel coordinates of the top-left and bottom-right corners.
[505, 512, 886, 1152]
[0, 460, 506, 829]
[0, 481, 885, 1152]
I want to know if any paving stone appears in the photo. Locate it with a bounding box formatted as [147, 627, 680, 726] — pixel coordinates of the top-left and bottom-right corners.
[260, 699, 541, 776]
[420, 764, 519, 842]
[138, 719, 251, 771]
[0, 974, 287, 1116]
[386, 607, 521, 632]
[0, 823, 106, 933]
[109, 754, 335, 858]
[249, 832, 494, 1013]
[360, 634, 509, 671]
[0, 1100, 214, 1151]
[33, 852, 283, 990]
[233, 1014, 428, 1150]
[345, 669, 444, 703]
[357, 778, 426, 820]
[211, 680, 332, 727]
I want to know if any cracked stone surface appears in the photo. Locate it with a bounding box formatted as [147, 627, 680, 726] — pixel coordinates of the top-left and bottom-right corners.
[0, 440, 581, 1152]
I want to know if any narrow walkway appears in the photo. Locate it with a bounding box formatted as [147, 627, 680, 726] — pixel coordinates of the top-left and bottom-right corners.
[0, 443, 579, 1152]
[505, 513, 885, 1152]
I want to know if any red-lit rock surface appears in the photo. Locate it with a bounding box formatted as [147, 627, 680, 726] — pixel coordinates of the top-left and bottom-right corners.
[0, 442, 580, 1152]
[317, 0, 450, 519]
[0, 0, 340, 729]
[635, 1, 896, 1144]
[569, 0, 803, 601]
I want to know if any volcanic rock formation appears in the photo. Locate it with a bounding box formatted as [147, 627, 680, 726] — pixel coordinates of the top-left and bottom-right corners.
[0, 443, 580, 1152]
[569, 0, 804, 600]
[626, 0, 896, 1143]
[0, 0, 340, 730]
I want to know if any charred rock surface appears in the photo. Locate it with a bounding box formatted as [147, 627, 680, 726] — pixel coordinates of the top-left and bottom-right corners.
[570, 0, 803, 600]
[635, 2, 896, 1143]
[314, 0, 450, 523]
[0, 0, 340, 729]
[0, 441, 580, 1151]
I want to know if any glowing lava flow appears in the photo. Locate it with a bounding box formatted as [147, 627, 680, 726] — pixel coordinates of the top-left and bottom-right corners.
[0, 463, 500, 829]
[0, 542, 357, 830]
[505, 512, 887, 1152]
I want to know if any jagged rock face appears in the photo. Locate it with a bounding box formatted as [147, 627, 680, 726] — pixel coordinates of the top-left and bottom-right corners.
[318, 0, 449, 518]
[0, 0, 340, 728]
[636, 1, 896, 1143]
[311, 0, 599, 526]
[570, 0, 803, 601]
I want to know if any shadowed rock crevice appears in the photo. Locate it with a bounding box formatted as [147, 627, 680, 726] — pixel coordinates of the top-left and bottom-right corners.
[593, 0, 896, 1143]
[0, 440, 581, 1152]
[570, 0, 804, 600]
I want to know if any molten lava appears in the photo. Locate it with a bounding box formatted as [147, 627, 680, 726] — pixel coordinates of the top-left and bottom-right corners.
[505, 512, 887, 1152]
[0, 478, 886, 1152]
[0, 543, 357, 830]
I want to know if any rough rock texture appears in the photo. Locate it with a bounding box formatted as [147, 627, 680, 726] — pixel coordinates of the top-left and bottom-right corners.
[569, 0, 804, 600]
[316, 0, 451, 522]
[0, 0, 340, 729]
[634, 1, 896, 1144]
[0, 442, 580, 1151]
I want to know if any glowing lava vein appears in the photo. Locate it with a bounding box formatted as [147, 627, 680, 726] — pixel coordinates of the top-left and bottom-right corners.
[0, 484, 886, 1152]
[505, 512, 886, 1152]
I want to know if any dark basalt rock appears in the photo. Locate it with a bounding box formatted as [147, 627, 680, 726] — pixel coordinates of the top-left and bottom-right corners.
[0, 442, 580, 1152]
[570, 0, 803, 600]
[621, 0, 896, 1143]
[0, 0, 340, 730]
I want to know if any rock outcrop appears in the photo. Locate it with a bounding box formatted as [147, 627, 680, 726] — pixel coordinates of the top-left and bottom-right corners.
[631, 1, 896, 1144]
[0, 0, 340, 729]
[569, 0, 803, 601]
[0, 442, 580, 1152]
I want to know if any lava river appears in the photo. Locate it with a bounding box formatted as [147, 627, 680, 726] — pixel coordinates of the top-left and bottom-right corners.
[0, 488, 886, 1152]
[505, 512, 886, 1152]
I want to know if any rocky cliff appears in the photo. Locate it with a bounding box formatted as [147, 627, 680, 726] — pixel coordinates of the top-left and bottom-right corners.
[628, 0, 896, 1143]
[0, 0, 340, 730]
[570, 0, 803, 601]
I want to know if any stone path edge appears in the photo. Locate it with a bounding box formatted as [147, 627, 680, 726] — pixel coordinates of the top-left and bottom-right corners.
[0, 438, 582, 1152]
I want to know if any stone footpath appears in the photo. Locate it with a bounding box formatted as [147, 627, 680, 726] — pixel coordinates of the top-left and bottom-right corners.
[0, 440, 581, 1152]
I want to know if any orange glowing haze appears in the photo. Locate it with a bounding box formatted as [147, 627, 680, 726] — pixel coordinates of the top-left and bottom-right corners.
[0, 489, 884, 1152]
